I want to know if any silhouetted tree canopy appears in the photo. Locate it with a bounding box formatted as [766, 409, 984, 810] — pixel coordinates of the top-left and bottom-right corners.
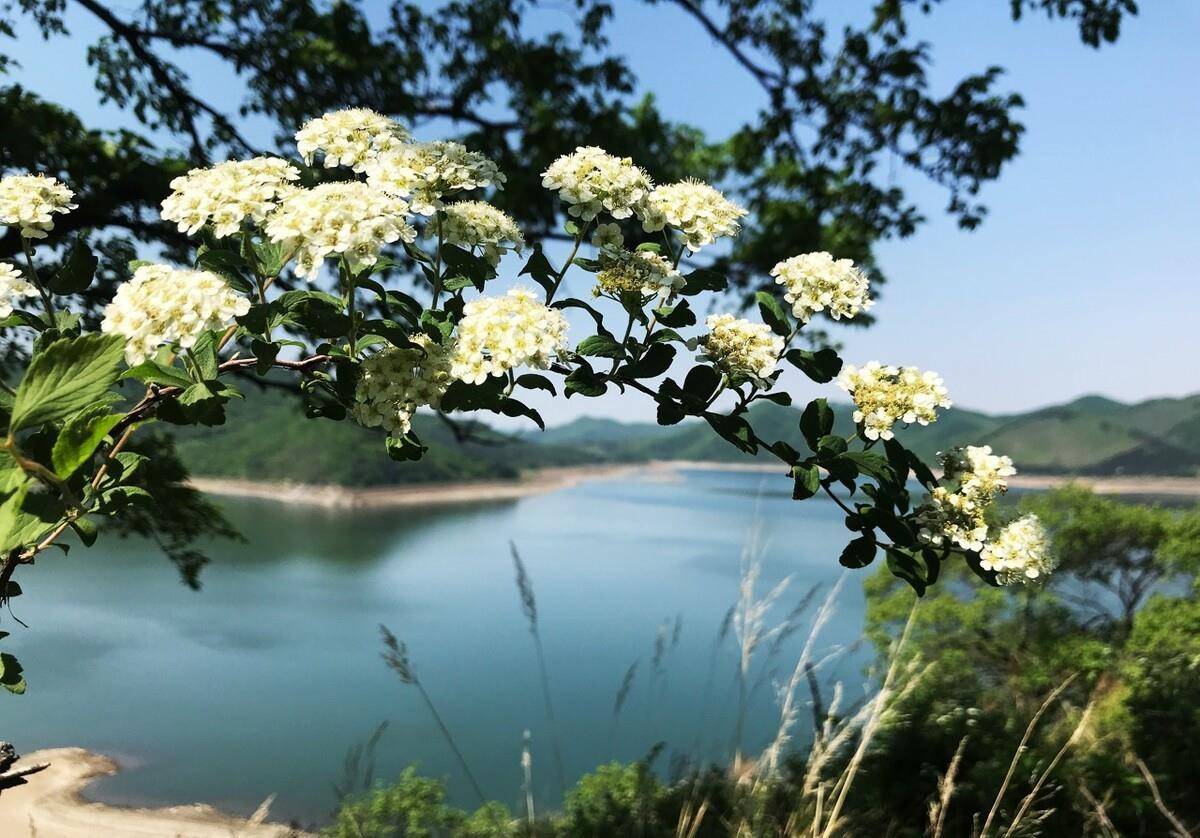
[1, 0, 1138, 295]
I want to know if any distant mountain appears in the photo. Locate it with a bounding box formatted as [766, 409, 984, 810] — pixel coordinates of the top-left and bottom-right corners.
[531, 393, 1200, 477]
[173, 387, 1200, 486]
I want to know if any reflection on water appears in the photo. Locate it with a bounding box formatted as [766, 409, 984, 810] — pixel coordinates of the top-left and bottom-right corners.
[2, 468, 874, 825]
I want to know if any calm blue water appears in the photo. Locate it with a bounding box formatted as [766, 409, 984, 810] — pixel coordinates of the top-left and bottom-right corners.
[1, 468, 877, 825]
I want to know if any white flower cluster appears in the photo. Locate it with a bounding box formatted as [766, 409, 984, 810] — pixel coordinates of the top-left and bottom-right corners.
[638, 179, 747, 251]
[451, 287, 569, 384]
[837, 361, 952, 440]
[101, 264, 250, 365]
[703, 314, 783, 379]
[367, 141, 505, 215]
[264, 182, 416, 279]
[0, 173, 77, 239]
[542, 147, 652, 221]
[352, 335, 453, 436]
[295, 108, 410, 172]
[917, 445, 1017, 551]
[980, 515, 1056, 585]
[0, 262, 37, 318]
[161, 157, 300, 238]
[771, 252, 873, 323]
[594, 249, 684, 300]
[440, 201, 524, 265]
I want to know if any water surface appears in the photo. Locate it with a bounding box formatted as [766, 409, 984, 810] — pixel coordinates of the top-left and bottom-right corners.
[3, 468, 875, 825]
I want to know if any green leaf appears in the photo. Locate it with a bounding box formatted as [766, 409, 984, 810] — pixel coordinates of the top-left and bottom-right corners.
[705, 413, 757, 455]
[576, 334, 624, 359]
[682, 365, 721, 405]
[120, 359, 193, 389]
[47, 239, 97, 295]
[520, 246, 557, 297]
[680, 269, 726, 296]
[654, 299, 695, 328]
[840, 535, 877, 569]
[0, 652, 26, 695]
[498, 398, 545, 431]
[516, 374, 556, 396]
[564, 365, 607, 398]
[51, 405, 123, 477]
[800, 398, 834, 449]
[886, 548, 927, 594]
[10, 334, 125, 431]
[755, 291, 791, 337]
[0, 479, 63, 555]
[656, 399, 686, 426]
[787, 347, 843, 384]
[251, 238, 290, 277]
[792, 464, 821, 499]
[70, 515, 99, 546]
[385, 433, 427, 462]
[196, 247, 254, 294]
[621, 343, 675, 379]
[841, 451, 897, 484]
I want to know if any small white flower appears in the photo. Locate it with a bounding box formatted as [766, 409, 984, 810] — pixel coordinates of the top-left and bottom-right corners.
[837, 361, 951, 441]
[295, 108, 410, 172]
[161, 157, 300, 238]
[450, 287, 569, 384]
[980, 515, 1056, 584]
[638, 179, 747, 251]
[439, 201, 524, 266]
[264, 182, 416, 280]
[353, 334, 453, 436]
[366, 141, 505, 216]
[100, 264, 250, 365]
[771, 252, 873, 323]
[0, 262, 37, 318]
[542, 147, 652, 221]
[594, 249, 684, 300]
[591, 222, 624, 250]
[702, 314, 783, 379]
[0, 173, 77, 239]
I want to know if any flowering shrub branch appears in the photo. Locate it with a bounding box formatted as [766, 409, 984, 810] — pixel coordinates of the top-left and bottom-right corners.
[0, 110, 1052, 695]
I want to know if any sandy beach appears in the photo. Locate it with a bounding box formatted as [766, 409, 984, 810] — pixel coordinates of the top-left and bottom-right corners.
[188, 461, 1200, 508]
[0, 748, 307, 837]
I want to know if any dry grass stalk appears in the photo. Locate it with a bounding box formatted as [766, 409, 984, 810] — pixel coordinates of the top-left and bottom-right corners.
[978, 672, 1079, 838]
[930, 736, 969, 838]
[1131, 754, 1193, 838]
[760, 574, 846, 777]
[818, 600, 921, 838]
[1001, 697, 1096, 838]
[1078, 783, 1120, 838]
[510, 542, 567, 798]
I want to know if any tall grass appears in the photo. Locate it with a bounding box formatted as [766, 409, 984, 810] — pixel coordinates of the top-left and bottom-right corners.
[378, 624, 486, 804]
[510, 542, 567, 798]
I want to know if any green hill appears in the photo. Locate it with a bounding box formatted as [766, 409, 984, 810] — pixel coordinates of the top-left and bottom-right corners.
[170, 384, 594, 487]
[171, 387, 1200, 486]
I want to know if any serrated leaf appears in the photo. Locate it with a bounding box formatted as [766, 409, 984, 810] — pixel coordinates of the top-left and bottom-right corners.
[52, 405, 123, 477]
[10, 334, 124, 431]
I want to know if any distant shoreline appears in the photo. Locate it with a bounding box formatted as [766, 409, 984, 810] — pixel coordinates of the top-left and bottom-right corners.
[187, 462, 1200, 508]
[0, 748, 304, 837]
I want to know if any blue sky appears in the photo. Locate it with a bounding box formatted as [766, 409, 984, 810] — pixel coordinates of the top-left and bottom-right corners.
[4, 1, 1198, 425]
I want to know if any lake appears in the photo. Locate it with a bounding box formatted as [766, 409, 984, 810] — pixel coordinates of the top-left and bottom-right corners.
[2, 467, 879, 826]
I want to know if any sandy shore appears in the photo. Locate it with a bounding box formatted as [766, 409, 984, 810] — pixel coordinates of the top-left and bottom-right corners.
[188, 461, 1200, 507]
[0, 748, 306, 837]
